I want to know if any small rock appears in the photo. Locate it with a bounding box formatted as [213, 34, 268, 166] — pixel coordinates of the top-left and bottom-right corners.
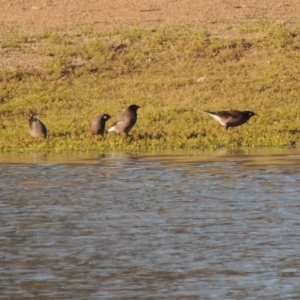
[197, 76, 208, 83]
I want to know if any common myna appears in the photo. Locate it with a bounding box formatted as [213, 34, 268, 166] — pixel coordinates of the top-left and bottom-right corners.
[90, 113, 111, 136]
[202, 110, 256, 130]
[108, 104, 140, 136]
[28, 115, 47, 138]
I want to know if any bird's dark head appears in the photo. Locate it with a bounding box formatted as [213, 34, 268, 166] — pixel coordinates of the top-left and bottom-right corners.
[101, 114, 111, 121]
[28, 115, 36, 124]
[245, 111, 256, 118]
[128, 104, 140, 112]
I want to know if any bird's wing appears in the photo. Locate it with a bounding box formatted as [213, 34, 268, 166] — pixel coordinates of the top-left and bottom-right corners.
[216, 111, 239, 120]
[112, 111, 126, 126]
[202, 110, 234, 119]
[111, 110, 128, 126]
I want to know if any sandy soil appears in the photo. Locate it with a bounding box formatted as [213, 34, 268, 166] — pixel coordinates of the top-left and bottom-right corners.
[0, 0, 299, 69]
[1, 0, 300, 33]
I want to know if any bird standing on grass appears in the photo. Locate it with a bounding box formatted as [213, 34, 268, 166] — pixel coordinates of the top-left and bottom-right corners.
[202, 110, 256, 130]
[108, 104, 140, 136]
[89, 113, 111, 137]
[28, 115, 47, 138]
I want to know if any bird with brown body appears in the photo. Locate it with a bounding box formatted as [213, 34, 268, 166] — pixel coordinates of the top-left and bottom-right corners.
[28, 115, 47, 138]
[89, 113, 111, 137]
[108, 104, 140, 136]
[202, 110, 256, 130]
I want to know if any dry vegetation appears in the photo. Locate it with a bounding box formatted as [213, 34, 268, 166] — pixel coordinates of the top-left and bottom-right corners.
[1, 2, 300, 152]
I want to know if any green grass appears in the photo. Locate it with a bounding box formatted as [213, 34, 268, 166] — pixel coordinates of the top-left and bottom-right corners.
[1, 22, 300, 152]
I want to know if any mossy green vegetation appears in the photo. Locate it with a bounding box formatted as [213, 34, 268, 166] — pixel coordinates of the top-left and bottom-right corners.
[1, 22, 300, 152]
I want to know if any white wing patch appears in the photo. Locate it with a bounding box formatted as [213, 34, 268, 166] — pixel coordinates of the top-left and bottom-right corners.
[108, 120, 123, 133]
[209, 114, 226, 126]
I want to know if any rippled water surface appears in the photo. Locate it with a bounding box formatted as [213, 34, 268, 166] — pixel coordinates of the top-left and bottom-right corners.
[1, 149, 300, 299]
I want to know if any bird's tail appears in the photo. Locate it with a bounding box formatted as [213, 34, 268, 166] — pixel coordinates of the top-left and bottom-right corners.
[202, 110, 215, 115]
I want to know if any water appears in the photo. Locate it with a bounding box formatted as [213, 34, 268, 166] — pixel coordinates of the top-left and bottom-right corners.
[1, 149, 300, 299]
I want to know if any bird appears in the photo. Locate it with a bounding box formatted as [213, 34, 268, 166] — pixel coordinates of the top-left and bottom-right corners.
[202, 110, 256, 130]
[28, 115, 47, 138]
[107, 104, 140, 136]
[89, 113, 111, 137]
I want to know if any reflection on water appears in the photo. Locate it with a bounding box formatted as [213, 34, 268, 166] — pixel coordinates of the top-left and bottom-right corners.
[1, 149, 300, 299]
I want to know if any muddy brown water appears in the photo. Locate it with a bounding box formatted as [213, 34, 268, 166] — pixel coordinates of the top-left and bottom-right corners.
[1, 149, 300, 299]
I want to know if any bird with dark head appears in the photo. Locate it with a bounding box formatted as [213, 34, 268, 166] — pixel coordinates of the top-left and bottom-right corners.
[89, 113, 111, 137]
[202, 110, 256, 130]
[108, 104, 140, 136]
[28, 115, 47, 138]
